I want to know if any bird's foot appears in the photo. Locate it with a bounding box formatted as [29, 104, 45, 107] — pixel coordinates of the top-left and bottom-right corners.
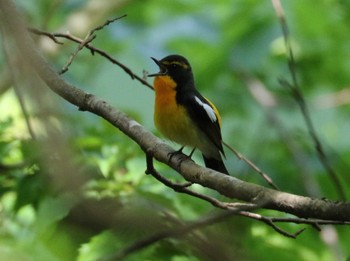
[168, 147, 196, 169]
[168, 146, 185, 163]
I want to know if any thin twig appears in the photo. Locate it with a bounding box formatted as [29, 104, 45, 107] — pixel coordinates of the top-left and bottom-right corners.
[90, 15, 127, 35]
[261, 215, 350, 226]
[28, 16, 153, 90]
[59, 15, 127, 74]
[28, 27, 63, 44]
[240, 211, 305, 238]
[28, 27, 153, 90]
[59, 33, 96, 74]
[223, 141, 280, 190]
[271, 0, 345, 200]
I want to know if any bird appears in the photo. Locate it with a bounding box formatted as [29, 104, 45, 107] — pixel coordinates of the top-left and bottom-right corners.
[148, 54, 229, 175]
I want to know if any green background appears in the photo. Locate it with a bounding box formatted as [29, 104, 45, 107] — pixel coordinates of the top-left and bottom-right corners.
[1, 0, 350, 260]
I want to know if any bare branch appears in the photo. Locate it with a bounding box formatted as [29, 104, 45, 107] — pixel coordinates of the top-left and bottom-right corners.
[28, 27, 154, 90]
[28, 27, 63, 44]
[59, 33, 96, 74]
[59, 15, 126, 74]
[271, 0, 345, 200]
[90, 15, 127, 35]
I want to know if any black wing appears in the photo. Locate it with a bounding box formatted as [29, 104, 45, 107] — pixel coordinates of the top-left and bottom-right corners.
[178, 90, 225, 156]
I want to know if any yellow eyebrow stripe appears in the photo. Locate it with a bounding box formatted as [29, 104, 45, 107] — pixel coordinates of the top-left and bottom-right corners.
[162, 61, 189, 69]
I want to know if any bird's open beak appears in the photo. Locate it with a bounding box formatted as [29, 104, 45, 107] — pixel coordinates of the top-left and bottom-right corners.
[148, 57, 167, 77]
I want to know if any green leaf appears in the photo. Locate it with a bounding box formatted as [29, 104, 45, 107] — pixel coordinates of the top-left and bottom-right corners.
[77, 230, 121, 261]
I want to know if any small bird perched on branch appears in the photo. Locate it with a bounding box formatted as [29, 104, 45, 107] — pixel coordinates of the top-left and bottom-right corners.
[149, 54, 228, 175]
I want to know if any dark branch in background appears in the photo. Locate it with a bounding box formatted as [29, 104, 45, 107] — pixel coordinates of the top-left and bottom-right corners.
[104, 210, 240, 261]
[12, 84, 37, 139]
[271, 0, 345, 200]
[106, 208, 350, 261]
[1, 30, 36, 140]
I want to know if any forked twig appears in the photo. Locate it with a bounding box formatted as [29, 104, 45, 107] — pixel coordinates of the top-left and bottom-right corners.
[28, 16, 154, 90]
[59, 33, 96, 74]
[59, 15, 127, 74]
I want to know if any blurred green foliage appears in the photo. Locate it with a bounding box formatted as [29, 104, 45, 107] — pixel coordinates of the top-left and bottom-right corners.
[1, 0, 350, 260]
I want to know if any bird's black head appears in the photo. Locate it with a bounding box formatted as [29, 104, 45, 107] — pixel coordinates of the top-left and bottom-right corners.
[149, 54, 194, 87]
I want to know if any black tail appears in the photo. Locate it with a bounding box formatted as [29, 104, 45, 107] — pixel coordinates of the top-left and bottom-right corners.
[202, 154, 229, 175]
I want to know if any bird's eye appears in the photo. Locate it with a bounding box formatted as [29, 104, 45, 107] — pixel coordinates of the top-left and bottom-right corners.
[171, 63, 178, 68]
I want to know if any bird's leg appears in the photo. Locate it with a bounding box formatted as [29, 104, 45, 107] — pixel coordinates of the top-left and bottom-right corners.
[168, 147, 197, 171]
[188, 147, 196, 158]
[168, 146, 185, 163]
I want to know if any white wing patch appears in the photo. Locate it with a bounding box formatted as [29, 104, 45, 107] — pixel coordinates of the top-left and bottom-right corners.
[194, 96, 217, 122]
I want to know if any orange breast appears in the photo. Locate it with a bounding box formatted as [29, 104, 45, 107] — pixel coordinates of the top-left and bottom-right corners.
[153, 76, 201, 148]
